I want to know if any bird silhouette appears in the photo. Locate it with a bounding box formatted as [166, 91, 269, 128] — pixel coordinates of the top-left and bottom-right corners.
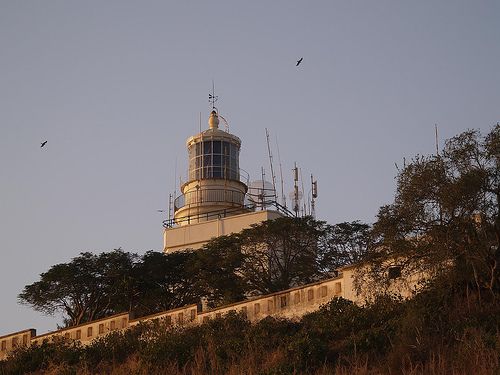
[296, 57, 303, 66]
[40, 141, 47, 148]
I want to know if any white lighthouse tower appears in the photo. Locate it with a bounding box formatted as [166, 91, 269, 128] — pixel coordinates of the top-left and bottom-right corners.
[163, 102, 286, 253]
[173, 109, 249, 225]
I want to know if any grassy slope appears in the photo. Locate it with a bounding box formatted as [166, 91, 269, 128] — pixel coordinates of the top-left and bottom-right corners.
[2, 284, 500, 375]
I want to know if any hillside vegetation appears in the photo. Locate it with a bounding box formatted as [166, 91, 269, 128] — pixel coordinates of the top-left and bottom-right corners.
[3, 124, 499, 374]
[2, 285, 500, 374]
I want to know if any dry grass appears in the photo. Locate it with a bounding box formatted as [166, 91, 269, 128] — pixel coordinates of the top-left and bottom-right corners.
[34, 340, 493, 375]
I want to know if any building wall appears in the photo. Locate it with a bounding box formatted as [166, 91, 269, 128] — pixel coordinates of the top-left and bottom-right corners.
[340, 262, 428, 304]
[197, 276, 344, 323]
[0, 329, 36, 361]
[164, 210, 283, 253]
[0, 267, 420, 360]
[31, 312, 130, 347]
[129, 304, 198, 328]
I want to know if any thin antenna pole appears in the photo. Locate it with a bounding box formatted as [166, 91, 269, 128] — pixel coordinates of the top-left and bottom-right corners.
[199, 112, 202, 133]
[275, 135, 286, 208]
[265, 128, 277, 202]
[310, 174, 316, 218]
[293, 163, 299, 216]
[261, 167, 266, 210]
[170, 157, 178, 221]
[435, 124, 439, 156]
[174, 156, 177, 199]
[168, 193, 172, 221]
[300, 167, 306, 216]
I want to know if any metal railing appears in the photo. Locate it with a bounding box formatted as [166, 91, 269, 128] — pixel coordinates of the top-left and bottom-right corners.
[174, 189, 246, 212]
[163, 200, 294, 228]
[180, 168, 250, 189]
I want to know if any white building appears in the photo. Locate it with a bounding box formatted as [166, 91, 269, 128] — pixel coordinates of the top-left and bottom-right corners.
[163, 109, 290, 253]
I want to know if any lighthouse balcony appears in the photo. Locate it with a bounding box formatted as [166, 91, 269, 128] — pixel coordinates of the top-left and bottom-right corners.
[174, 187, 247, 212]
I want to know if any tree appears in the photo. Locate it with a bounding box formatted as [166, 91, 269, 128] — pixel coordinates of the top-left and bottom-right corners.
[18, 250, 138, 326]
[192, 217, 370, 301]
[133, 250, 205, 316]
[318, 221, 371, 274]
[191, 235, 247, 307]
[237, 216, 330, 294]
[360, 125, 500, 300]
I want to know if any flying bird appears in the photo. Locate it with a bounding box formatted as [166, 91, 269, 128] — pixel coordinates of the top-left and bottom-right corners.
[296, 57, 303, 66]
[40, 141, 47, 148]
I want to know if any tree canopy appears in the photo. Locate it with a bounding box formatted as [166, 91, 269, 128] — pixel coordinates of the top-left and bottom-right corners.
[360, 125, 500, 300]
[19, 218, 369, 326]
[18, 250, 138, 326]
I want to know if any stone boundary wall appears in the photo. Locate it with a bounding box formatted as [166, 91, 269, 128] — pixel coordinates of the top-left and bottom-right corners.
[129, 304, 199, 327]
[31, 312, 130, 347]
[197, 276, 343, 323]
[0, 275, 345, 360]
[0, 329, 36, 361]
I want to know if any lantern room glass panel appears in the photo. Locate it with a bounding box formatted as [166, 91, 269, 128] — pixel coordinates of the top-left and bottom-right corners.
[188, 140, 240, 181]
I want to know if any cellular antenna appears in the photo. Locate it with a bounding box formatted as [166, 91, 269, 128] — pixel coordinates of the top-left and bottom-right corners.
[208, 80, 218, 110]
[311, 174, 318, 218]
[265, 128, 277, 202]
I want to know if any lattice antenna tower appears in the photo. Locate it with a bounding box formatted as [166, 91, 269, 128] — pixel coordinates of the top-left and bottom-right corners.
[311, 174, 318, 218]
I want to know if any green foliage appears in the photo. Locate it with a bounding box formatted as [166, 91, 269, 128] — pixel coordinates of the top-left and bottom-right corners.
[19, 217, 369, 324]
[4, 289, 499, 374]
[18, 249, 138, 326]
[234, 217, 324, 293]
[364, 125, 500, 298]
[195, 217, 369, 299]
[133, 250, 204, 316]
[191, 235, 247, 307]
[0, 337, 82, 375]
[319, 221, 371, 273]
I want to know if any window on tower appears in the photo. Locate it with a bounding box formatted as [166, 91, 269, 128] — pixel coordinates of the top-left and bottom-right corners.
[188, 140, 240, 180]
[213, 140, 221, 153]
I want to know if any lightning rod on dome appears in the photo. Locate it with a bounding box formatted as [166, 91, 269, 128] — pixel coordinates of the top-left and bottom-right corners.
[209, 80, 218, 111]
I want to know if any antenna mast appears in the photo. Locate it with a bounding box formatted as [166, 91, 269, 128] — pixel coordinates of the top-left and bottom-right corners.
[261, 167, 266, 209]
[171, 157, 178, 221]
[300, 167, 306, 216]
[311, 174, 318, 218]
[168, 193, 173, 221]
[265, 128, 278, 202]
[275, 135, 286, 208]
[435, 124, 439, 156]
[293, 163, 299, 217]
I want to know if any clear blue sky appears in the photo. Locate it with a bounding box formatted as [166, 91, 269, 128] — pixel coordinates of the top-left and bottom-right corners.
[1, 1, 498, 335]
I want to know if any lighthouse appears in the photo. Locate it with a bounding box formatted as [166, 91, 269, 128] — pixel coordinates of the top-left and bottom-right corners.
[173, 110, 249, 225]
[163, 104, 285, 253]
